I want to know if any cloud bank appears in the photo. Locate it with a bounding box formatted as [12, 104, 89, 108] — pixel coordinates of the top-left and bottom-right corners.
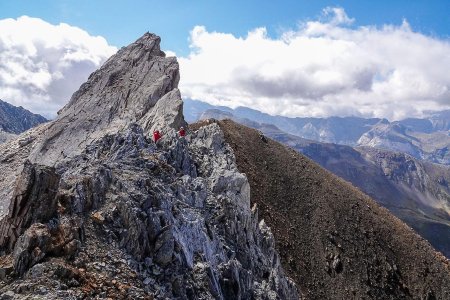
[179, 7, 450, 120]
[0, 16, 117, 118]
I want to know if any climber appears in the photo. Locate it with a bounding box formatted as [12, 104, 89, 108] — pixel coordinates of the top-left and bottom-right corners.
[153, 130, 162, 143]
[178, 126, 186, 137]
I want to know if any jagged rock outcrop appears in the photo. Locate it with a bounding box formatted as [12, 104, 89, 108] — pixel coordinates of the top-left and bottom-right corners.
[0, 33, 185, 219]
[29, 32, 186, 166]
[0, 33, 298, 299]
[0, 124, 298, 299]
[0, 161, 60, 253]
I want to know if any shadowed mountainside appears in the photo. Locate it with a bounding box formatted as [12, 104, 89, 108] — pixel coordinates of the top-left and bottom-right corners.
[0, 99, 47, 135]
[0, 99, 47, 144]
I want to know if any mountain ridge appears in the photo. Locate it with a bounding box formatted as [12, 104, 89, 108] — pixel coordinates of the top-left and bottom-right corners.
[0, 33, 298, 299]
[217, 119, 450, 299]
[0, 99, 47, 144]
[1, 32, 450, 299]
[198, 108, 450, 258]
[0, 99, 47, 135]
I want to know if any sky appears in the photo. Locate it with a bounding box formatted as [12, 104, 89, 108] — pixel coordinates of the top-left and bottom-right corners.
[0, 1, 449, 120]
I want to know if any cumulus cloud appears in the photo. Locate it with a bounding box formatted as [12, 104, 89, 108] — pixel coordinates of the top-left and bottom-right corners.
[179, 7, 450, 120]
[0, 16, 117, 118]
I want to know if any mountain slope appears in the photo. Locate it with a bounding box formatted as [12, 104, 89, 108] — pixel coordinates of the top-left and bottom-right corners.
[298, 141, 450, 258]
[0, 34, 298, 299]
[217, 119, 450, 300]
[0, 99, 47, 134]
[199, 109, 450, 258]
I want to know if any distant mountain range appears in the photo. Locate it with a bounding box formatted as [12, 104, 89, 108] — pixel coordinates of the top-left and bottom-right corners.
[185, 99, 450, 165]
[0, 99, 47, 142]
[358, 121, 450, 164]
[196, 106, 450, 258]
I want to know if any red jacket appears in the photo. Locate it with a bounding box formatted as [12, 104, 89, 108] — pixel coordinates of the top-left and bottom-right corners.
[178, 128, 186, 137]
[153, 131, 161, 142]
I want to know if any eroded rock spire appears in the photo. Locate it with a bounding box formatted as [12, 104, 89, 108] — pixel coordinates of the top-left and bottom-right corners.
[30, 32, 185, 165]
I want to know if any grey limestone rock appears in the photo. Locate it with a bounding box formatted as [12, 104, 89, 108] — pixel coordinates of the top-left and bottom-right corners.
[28, 32, 185, 166]
[0, 33, 299, 299]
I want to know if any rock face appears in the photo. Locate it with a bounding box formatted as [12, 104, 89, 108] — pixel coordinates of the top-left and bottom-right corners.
[0, 99, 47, 135]
[29, 32, 185, 166]
[0, 161, 60, 253]
[0, 33, 297, 299]
[0, 33, 185, 218]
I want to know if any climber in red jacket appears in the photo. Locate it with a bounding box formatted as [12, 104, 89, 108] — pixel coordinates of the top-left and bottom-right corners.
[178, 126, 186, 137]
[153, 130, 162, 143]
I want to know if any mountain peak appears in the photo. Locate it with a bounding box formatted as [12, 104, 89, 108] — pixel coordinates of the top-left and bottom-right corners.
[135, 32, 161, 47]
[30, 32, 184, 165]
[125, 32, 165, 57]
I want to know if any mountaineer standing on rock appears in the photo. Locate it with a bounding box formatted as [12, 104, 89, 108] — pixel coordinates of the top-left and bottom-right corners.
[153, 130, 162, 143]
[178, 126, 186, 138]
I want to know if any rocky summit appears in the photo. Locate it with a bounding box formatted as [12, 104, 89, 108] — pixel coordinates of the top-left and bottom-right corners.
[0, 33, 297, 299]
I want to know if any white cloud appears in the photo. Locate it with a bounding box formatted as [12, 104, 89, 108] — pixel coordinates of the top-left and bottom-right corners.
[179, 7, 450, 120]
[0, 16, 117, 118]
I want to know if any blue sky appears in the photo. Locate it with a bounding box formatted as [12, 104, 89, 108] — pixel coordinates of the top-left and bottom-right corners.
[0, 1, 450, 119]
[1, 0, 449, 55]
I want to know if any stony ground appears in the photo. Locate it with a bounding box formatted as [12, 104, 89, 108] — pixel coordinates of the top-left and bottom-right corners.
[0, 123, 298, 299]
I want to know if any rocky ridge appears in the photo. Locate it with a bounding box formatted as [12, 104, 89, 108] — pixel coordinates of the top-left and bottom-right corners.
[0, 33, 298, 299]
